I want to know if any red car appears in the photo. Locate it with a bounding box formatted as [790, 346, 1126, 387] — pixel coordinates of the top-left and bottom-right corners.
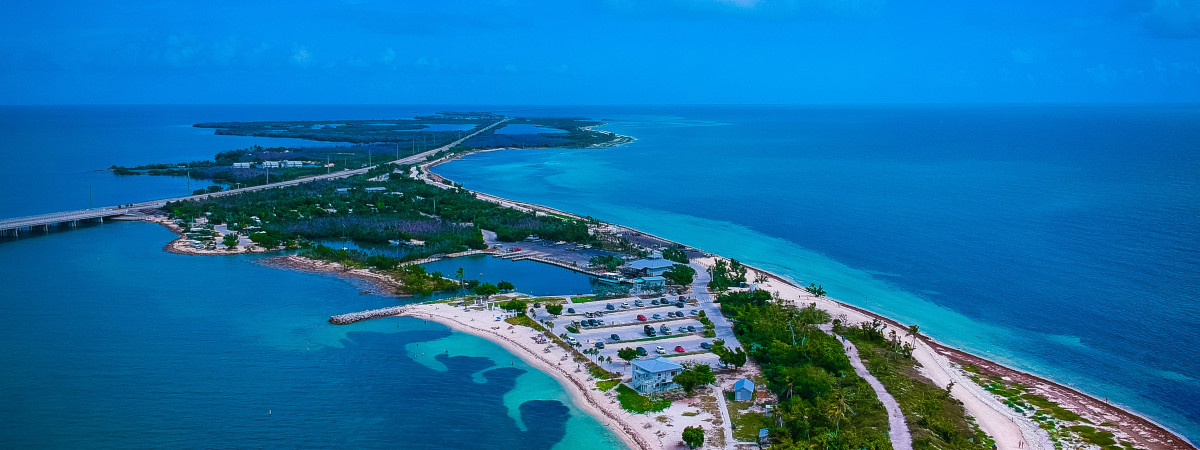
[637, 314, 647, 321]
[674, 346, 685, 353]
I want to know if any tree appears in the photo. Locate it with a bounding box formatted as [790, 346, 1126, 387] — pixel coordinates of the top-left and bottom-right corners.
[497, 280, 515, 292]
[682, 426, 704, 449]
[474, 282, 500, 299]
[546, 304, 563, 316]
[455, 267, 464, 288]
[498, 299, 526, 312]
[617, 347, 639, 362]
[222, 233, 238, 249]
[662, 246, 688, 264]
[719, 347, 748, 370]
[826, 388, 852, 438]
[907, 324, 921, 346]
[673, 364, 716, 396]
[663, 264, 696, 286]
[805, 283, 826, 297]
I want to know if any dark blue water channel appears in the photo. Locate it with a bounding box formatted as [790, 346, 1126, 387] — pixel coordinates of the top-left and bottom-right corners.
[0, 222, 620, 448]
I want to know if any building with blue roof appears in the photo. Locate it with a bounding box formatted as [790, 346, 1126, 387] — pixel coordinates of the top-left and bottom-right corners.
[733, 378, 756, 401]
[625, 258, 677, 277]
[630, 357, 684, 394]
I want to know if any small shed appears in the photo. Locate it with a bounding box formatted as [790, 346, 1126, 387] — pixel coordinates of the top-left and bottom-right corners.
[733, 378, 756, 401]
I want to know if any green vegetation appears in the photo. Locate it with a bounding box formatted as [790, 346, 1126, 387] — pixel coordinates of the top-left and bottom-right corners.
[545, 304, 563, 315]
[475, 283, 502, 299]
[716, 290, 890, 448]
[963, 365, 1134, 449]
[504, 314, 546, 332]
[663, 263, 696, 286]
[731, 410, 772, 442]
[221, 233, 238, 249]
[707, 259, 747, 290]
[596, 379, 621, 391]
[805, 283, 827, 297]
[662, 246, 688, 264]
[673, 364, 716, 396]
[682, 426, 705, 449]
[617, 347, 639, 361]
[589, 254, 624, 271]
[616, 384, 671, 414]
[839, 319, 993, 449]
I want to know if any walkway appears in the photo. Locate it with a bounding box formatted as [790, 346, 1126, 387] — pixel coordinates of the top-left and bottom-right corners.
[836, 332, 913, 450]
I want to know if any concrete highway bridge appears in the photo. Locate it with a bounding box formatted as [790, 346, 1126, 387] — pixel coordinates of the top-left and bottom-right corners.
[0, 118, 507, 238]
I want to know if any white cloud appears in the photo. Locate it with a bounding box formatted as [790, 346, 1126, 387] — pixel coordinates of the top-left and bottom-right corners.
[290, 44, 312, 66]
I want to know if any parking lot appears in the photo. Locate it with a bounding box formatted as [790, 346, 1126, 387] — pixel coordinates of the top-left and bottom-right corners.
[532, 293, 727, 376]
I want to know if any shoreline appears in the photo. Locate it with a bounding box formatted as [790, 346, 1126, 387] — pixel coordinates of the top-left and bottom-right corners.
[400, 304, 652, 450]
[422, 145, 1194, 449]
[132, 123, 1192, 448]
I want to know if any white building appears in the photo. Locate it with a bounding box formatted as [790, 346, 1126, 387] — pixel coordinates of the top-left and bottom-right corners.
[262, 161, 281, 168]
[232, 162, 251, 169]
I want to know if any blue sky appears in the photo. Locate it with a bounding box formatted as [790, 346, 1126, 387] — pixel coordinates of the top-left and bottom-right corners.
[2, 0, 1198, 104]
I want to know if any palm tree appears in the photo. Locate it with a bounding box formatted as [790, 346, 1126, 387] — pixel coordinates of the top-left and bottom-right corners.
[826, 388, 851, 438]
[907, 324, 921, 347]
[455, 267, 464, 288]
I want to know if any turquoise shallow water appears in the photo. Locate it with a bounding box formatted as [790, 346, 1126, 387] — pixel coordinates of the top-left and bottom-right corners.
[434, 105, 1200, 441]
[0, 222, 621, 448]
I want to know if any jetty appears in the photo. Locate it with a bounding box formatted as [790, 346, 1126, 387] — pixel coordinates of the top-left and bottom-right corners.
[0, 118, 508, 238]
[329, 305, 412, 325]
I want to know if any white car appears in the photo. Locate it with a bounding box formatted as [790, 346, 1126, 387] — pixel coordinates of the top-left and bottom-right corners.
[655, 346, 666, 354]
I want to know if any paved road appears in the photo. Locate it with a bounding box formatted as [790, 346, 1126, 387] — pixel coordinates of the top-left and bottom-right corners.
[0, 118, 507, 231]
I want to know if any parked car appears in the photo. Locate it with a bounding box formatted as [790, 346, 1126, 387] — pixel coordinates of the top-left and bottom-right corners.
[566, 336, 578, 344]
[610, 334, 621, 341]
[655, 346, 666, 354]
[594, 311, 603, 317]
[687, 326, 697, 332]
[700, 342, 712, 350]
[650, 299, 660, 305]
[590, 319, 600, 327]
[634, 300, 644, 307]
[584, 312, 593, 318]
[597, 319, 605, 325]
[676, 302, 685, 308]
[674, 346, 685, 353]
[567, 307, 575, 314]
[636, 347, 647, 356]
[659, 325, 671, 334]
[690, 310, 700, 315]
[595, 342, 605, 349]
[678, 296, 685, 301]
[621, 302, 630, 309]
[677, 326, 687, 333]
[606, 303, 615, 310]
[637, 314, 647, 321]
[652, 314, 662, 320]
[644, 325, 657, 337]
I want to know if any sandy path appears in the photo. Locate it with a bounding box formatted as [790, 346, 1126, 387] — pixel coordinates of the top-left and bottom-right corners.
[836, 333, 913, 449]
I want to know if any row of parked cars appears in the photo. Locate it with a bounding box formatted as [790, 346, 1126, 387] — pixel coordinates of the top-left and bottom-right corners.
[620, 342, 714, 355]
[642, 323, 699, 337]
[635, 310, 698, 321]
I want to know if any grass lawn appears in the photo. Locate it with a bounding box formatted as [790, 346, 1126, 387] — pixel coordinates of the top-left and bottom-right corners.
[616, 384, 671, 413]
[596, 379, 621, 391]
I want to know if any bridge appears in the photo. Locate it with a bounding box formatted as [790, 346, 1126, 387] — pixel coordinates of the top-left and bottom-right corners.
[0, 118, 508, 238]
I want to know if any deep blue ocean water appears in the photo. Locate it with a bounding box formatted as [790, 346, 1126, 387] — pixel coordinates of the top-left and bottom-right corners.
[0, 223, 620, 448]
[0, 105, 1197, 443]
[435, 105, 1200, 441]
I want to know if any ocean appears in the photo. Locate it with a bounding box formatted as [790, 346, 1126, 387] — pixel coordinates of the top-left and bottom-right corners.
[0, 104, 1197, 444]
[436, 105, 1200, 441]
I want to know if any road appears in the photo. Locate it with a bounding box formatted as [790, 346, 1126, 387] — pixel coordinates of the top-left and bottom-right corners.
[0, 118, 507, 232]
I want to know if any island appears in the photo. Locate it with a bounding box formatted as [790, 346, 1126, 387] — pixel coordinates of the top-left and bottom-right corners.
[102, 114, 1193, 450]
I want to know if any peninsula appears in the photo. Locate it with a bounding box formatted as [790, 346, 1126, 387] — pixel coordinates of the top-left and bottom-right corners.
[6, 114, 1190, 450]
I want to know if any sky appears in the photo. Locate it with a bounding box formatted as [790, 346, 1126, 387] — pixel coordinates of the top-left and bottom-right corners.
[2, 0, 1199, 104]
